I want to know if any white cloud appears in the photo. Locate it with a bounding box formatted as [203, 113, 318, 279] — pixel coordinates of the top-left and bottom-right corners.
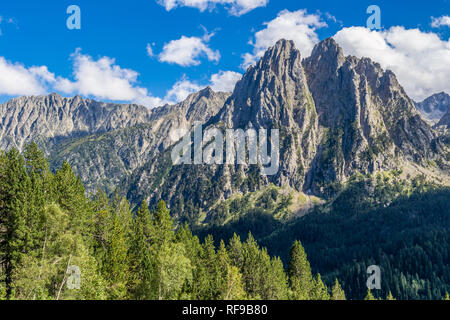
[157, 0, 268, 16]
[0, 49, 240, 108]
[146, 43, 154, 57]
[431, 15, 450, 28]
[164, 70, 241, 103]
[0, 57, 54, 96]
[334, 26, 450, 101]
[165, 77, 203, 102]
[54, 49, 164, 108]
[210, 70, 241, 92]
[242, 9, 327, 69]
[159, 35, 220, 67]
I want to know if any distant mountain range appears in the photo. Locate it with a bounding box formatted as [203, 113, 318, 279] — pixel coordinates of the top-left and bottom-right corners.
[415, 92, 450, 127]
[1, 38, 449, 225]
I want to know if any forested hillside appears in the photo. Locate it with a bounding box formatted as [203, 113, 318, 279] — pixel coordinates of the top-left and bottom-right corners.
[196, 173, 450, 300]
[2, 144, 448, 300]
[0, 144, 353, 300]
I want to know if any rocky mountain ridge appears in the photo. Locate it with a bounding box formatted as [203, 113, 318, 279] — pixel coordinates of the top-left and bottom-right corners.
[0, 38, 449, 225]
[415, 92, 450, 125]
[118, 39, 449, 224]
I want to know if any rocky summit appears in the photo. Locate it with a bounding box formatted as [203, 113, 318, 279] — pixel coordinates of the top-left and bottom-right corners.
[0, 38, 449, 225]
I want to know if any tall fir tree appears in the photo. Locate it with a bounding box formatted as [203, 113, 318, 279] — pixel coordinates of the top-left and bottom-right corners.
[331, 279, 346, 300]
[288, 241, 315, 300]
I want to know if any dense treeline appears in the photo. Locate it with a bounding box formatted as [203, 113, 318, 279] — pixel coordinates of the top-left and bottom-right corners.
[196, 173, 450, 300]
[0, 144, 348, 300]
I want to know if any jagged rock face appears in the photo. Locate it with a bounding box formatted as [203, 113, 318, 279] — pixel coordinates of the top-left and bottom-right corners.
[437, 109, 450, 129]
[123, 39, 447, 221]
[303, 38, 441, 192]
[220, 40, 315, 128]
[0, 93, 153, 152]
[215, 39, 319, 189]
[415, 92, 450, 124]
[0, 89, 230, 193]
[0, 38, 448, 225]
[50, 88, 230, 193]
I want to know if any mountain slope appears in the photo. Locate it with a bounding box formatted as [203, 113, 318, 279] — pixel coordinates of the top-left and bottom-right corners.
[415, 92, 450, 124]
[49, 88, 230, 193]
[119, 38, 449, 224]
[303, 38, 442, 192]
[437, 108, 450, 129]
[0, 93, 153, 152]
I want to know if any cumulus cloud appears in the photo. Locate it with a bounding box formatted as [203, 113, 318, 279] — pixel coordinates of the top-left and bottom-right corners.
[54, 49, 164, 107]
[242, 9, 327, 68]
[146, 43, 155, 57]
[165, 77, 203, 102]
[0, 48, 241, 108]
[164, 70, 241, 103]
[210, 70, 242, 92]
[334, 26, 450, 101]
[0, 57, 55, 96]
[159, 35, 220, 67]
[157, 0, 268, 16]
[431, 15, 450, 28]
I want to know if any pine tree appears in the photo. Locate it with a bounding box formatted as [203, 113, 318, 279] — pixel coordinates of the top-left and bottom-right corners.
[151, 200, 174, 247]
[364, 289, 376, 300]
[288, 241, 314, 300]
[54, 161, 94, 240]
[387, 291, 396, 300]
[312, 274, 330, 300]
[228, 233, 243, 269]
[265, 256, 289, 300]
[216, 240, 245, 300]
[150, 201, 192, 300]
[240, 233, 265, 299]
[331, 279, 346, 300]
[129, 201, 154, 299]
[197, 235, 222, 299]
[175, 223, 203, 299]
[0, 148, 35, 298]
[103, 215, 130, 299]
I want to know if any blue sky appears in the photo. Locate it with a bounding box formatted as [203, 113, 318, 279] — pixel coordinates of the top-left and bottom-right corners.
[0, 0, 449, 106]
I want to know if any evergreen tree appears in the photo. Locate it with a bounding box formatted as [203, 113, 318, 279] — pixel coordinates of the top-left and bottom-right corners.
[228, 233, 244, 269]
[312, 274, 330, 300]
[288, 241, 314, 300]
[364, 289, 376, 300]
[103, 215, 130, 299]
[150, 201, 192, 300]
[0, 148, 35, 298]
[331, 279, 346, 300]
[129, 201, 154, 299]
[216, 241, 245, 300]
[54, 161, 94, 240]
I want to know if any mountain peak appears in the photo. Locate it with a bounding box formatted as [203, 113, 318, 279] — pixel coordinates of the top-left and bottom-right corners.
[197, 86, 214, 98]
[416, 91, 450, 123]
[273, 39, 296, 51]
[259, 39, 299, 68]
[223, 37, 314, 129]
[308, 37, 345, 70]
